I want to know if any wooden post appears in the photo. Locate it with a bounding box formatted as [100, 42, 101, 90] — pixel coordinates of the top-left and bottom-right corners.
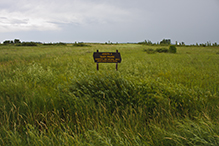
[116, 50, 118, 71]
[96, 50, 99, 70]
[97, 63, 99, 70]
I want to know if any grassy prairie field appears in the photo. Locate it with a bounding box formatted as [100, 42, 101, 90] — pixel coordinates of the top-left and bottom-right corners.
[0, 44, 219, 145]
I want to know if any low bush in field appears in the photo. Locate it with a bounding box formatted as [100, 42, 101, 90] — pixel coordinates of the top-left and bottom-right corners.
[144, 46, 177, 54]
[55, 42, 67, 46]
[16, 42, 37, 46]
[169, 45, 177, 53]
[143, 48, 156, 54]
[73, 42, 90, 47]
[43, 42, 67, 46]
[144, 48, 169, 54]
[156, 48, 169, 53]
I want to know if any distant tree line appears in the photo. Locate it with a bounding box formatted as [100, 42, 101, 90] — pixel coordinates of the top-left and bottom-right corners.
[138, 39, 218, 47]
[2, 39, 218, 47]
[138, 40, 153, 45]
[2, 39, 70, 46]
[73, 42, 90, 47]
[43, 42, 67, 46]
[138, 39, 171, 45]
[194, 41, 218, 47]
[3, 39, 21, 45]
[16, 42, 38, 46]
[3, 39, 40, 46]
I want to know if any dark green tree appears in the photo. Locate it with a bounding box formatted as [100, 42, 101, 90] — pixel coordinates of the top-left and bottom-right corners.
[3, 40, 13, 45]
[160, 39, 171, 45]
[14, 39, 21, 44]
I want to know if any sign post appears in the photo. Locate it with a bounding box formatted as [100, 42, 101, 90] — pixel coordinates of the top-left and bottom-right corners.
[93, 50, 122, 70]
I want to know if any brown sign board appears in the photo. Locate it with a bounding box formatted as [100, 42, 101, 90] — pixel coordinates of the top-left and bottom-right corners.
[93, 50, 122, 63]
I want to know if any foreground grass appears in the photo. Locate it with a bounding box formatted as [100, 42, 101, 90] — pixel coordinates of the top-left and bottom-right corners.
[0, 44, 219, 145]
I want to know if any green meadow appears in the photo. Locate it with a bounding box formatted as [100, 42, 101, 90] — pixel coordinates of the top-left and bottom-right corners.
[0, 44, 219, 145]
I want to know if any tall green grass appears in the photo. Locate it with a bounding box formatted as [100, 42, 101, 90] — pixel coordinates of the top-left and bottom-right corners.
[0, 44, 219, 145]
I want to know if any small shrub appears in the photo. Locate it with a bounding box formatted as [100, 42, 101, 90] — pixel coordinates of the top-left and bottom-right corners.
[169, 45, 177, 53]
[43, 42, 66, 46]
[73, 42, 89, 47]
[156, 48, 168, 53]
[16, 42, 37, 46]
[143, 48, 156, 54]
[56, 42, 67, 46]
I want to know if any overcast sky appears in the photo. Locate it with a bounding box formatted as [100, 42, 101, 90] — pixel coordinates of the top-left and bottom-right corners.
[0, 0, 219, 44]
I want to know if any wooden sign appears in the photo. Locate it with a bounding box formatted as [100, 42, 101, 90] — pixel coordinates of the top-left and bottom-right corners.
[93, 50, 121, 63]
[93, 50, 122, 70]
